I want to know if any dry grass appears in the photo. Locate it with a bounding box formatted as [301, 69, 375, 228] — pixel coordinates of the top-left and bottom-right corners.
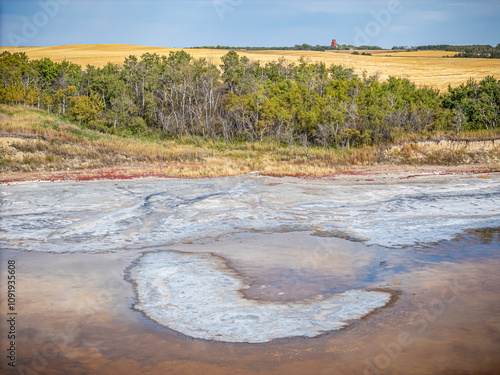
[2, 44, 499, 91]
[390, 129, 500, 145]
[0, 104, 360, 177]
[385, 139, 500, 165]
[0, 105, 207, 173]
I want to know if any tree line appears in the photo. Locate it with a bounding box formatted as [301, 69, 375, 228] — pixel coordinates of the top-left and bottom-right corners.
[193, 44, 339, 51]
[448, 44, 500, 59]
[192, 44, 382, 52]
[392, 44, 500, 58]
[1, 50, 499, 148]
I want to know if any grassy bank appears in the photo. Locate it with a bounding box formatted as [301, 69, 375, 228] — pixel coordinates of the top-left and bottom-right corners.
[1, 104, 499, 180]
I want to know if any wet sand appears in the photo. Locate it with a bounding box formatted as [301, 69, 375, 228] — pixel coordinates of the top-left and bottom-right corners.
[1, 230, 500, 375]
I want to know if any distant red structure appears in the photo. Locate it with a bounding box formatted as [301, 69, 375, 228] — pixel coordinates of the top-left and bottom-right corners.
[331, 39, 337, 48]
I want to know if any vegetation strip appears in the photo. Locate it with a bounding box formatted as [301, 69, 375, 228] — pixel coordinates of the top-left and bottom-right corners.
[1, 49, 499, 179]
[1, 50, 499, 148]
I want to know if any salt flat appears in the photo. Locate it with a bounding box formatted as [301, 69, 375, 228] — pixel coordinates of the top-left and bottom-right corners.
[1, 174, 499, 252]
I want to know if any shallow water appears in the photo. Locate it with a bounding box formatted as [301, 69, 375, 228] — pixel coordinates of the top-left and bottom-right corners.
[1, 175, 500, 374]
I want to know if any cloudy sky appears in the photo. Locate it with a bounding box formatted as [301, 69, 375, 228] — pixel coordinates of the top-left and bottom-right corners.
[1, 0, 499, 48]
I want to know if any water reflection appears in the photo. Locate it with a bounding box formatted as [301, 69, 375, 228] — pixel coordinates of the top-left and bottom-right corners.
[1, 230, 499, 374]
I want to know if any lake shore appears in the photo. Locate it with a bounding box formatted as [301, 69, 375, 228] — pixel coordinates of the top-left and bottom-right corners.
[1, 163, 498, 185]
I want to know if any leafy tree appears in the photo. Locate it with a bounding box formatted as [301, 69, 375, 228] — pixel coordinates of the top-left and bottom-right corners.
[55, 86, 78, 115]
[70, 91, 104, 124]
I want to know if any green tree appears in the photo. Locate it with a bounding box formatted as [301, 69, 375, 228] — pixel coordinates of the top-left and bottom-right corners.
[70, 91, 104, 124]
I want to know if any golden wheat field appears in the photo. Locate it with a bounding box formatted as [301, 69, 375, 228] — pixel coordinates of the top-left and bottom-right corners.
[2, 44, 500, 91]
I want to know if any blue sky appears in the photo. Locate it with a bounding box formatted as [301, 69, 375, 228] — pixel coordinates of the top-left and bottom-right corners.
[1, 0, 499, 48]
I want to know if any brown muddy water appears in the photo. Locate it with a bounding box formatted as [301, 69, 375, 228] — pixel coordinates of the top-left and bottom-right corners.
[1, 230, 499, 375]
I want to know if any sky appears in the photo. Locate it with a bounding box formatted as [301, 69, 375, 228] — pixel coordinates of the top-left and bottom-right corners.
[1, 0, 499, 48]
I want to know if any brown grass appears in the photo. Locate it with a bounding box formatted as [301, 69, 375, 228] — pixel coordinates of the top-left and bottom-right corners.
[1, 44, 499, 91]
[0, 104, 349, 177]
[385, 138, 500, 165]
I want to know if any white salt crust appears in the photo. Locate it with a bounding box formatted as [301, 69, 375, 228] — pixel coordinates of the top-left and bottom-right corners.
[129, 251, 392, 343]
